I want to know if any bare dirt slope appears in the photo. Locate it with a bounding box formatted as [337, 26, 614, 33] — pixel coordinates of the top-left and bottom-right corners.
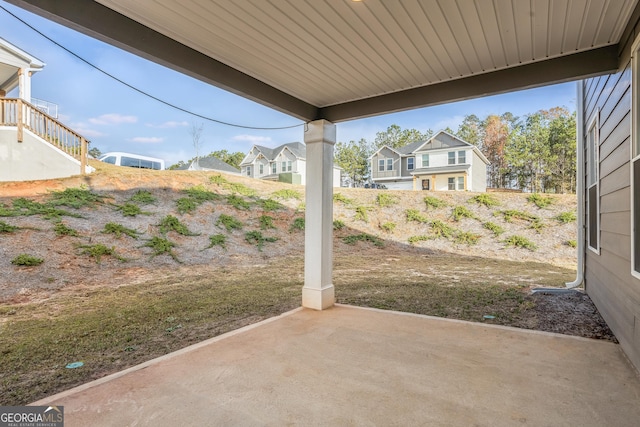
[0, 161, 613, 342]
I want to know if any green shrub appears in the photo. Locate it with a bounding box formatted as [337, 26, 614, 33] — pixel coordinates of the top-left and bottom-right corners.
[102, 222, 140, 239]
[483, 221, 504, 236]
[555, 211, 577, 223]
[129, 189, 156, 205]
[452, 205, 477, 221]
[0, 221, 19, 233]
[424, 196, 447, 209]
[158, 215, 200, 236]
[227, 194, 251, 210]
[141, 236, 180, 262]
[259, 198, 283, 211]
[116, 203, 151, 217]
[53, 222, 79, 237]
[271, 189, 302, 200]
[77, 244, 127, 263]
[527, 193, 553, 208]
[11, 254, 44, 266]
[342, 233, 384, 247]
[48, 186, 105, 208]
[333, 220, 345, 230]
[290, 217, 305, 232]
[430, 220, 456, 239]
[405, 209, 429, 223]
[469, 193, 499, 208]
[408, 235, 431, 244]
[455, 232, 481, 245]
[204, 234, 227, 250]
[259, 215, 276, 230]
[503, 235, 537, 251]
[499, 210, 538, 223]
[566, 240, 577, 248]
[216, 214, 243, 232]
[333, 193, 355, 205]
[380, 222, 396, 233]
[354, 206, 370, 222]
[176, 197, 198, 214]
[244, 231, 278, 251]
[376, 193, 397, 207]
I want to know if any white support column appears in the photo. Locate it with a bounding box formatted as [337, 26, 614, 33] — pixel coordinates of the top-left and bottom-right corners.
[303, 119, 336, 310]
[18, 68, 32, 103]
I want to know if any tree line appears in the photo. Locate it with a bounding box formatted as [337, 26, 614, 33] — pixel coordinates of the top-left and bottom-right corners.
[335, 107, 576, 193]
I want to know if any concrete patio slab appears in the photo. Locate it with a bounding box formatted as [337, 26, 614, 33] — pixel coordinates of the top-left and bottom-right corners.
[34, 304, 640, 426]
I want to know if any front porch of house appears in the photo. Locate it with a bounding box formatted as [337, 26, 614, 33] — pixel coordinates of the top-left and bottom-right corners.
[34, 305, 640, 426]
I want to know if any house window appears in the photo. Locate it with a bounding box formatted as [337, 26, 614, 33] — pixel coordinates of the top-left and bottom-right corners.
[387, 158, 393, 171]
[272, 162, 276, 174]
[378, 159, 385, 172]
[422, 154, 429, 167]
[458, 151, 466, 164]
[407, 157, 414, 170]
[259, 164, 264, 175]
[282, 161, 286, 171]
[287, 161, 292, 172]
[448, 177, 455, 190]
[587, 113, 599, 253]
[246, 166, 251, 176]
[458, 177, 464, 190]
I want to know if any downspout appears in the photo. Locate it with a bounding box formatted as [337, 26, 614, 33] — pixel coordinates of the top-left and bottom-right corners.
[564, 81, 585, 289]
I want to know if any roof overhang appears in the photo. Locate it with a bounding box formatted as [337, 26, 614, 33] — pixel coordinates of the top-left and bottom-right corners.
[7, 0, 639, 122]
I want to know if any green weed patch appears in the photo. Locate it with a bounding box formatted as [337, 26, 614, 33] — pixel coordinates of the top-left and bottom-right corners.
[102, 222, 140, 239]
[158, 215, 200, 236]
[271, 189, 302, 200]
[289, 217, 305, 232]
[342, 233, 384, 247]
[424, 196, 447, 209]
[503, 235, 537, 251]
[141, 236, 180, 261]
[469, 193, 499, 208]
[204, 234, 227, 250]
[405, 209, 429, 223]
[527, 193, 553, 208]
[245, 230, 278, 251]
[77, 244, 127, 263]
[10, 254, 43, 266]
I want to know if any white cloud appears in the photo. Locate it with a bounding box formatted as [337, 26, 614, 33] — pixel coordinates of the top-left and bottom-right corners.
[89, 113, 138, 125]
[129, 136, 164, 144]
[232, 134, 272, 144]
[146, 121, 190, 129]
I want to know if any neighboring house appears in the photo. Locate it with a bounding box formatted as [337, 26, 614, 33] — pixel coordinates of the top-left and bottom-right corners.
[578, 27, 640, 372]
[240, 141, 341, 187]
[370, 131, 489, 191]
[180, 156, 240, 174]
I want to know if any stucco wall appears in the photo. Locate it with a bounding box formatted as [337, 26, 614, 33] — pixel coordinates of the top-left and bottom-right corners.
[0, 128, 86, 181]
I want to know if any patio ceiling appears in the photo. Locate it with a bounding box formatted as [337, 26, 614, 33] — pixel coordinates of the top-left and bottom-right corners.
[8, 0, 640, 122]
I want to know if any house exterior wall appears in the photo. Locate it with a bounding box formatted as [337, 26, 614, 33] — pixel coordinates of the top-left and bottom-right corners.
[581, 48, 640, 370]
[371, 148, 400, 179]
[402, 156, 415, 176]
[471, 150, 488, 192]
[0, 128, 84, 181]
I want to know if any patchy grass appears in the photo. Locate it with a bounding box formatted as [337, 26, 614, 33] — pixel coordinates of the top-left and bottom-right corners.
[102, 222, 140, 239]
[354, 206, 370, 222]
[183, 185, 220, 203]
[258, 198, 283, 211]
[504, 235, 537, 251]
[455, 231, 481, 245]
[527, 193, 554, 208]
[7, 198, 82, 220]
[483, 221, 505, 236]
[158, 215, 200, 236]
[376, 193, 397, 207]
[333, 193, 355, 205]
[259, 215, 276, 230]
[53, 222, 80, 237]
[430, 220, 457, 239]
[0, 221, 20, 233]
[405, 209, 429, 223]
[566, 240, 577, 248]
[216, 214, 243, 232]
[227, 194, 251, 210]
[129, 189, 156, 205]
[10, 254, 44, 266]
[141, 236, 180, 262]
[498, 209, 538, 223]
[408, 235, 431, 245]
[204, 234, 227, 250]
[77, 244, 127, 264]
[176, 197, 199, 214]
[244, 230, 278, 251]
[271, 189, 302, 200]
[115, 203, 151, 217]
[342, 233, 384, 247]
[529, 220, 546, 233]
[48, 187, 105, 209]
[424, 196, 447, 209]
[452, 205, 477, 221]
[289, 217, 305, 232]
[555, 211, 577, 223]
[469, 193, 500, 208]
[333, 220, 345, 230]
[380, 222, 396, 233]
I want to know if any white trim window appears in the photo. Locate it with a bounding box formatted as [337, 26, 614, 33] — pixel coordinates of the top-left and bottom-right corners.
[246, 166, 251, 176]
[448, 151, 456, 165]
[386, 158, 393, 171]
[632, 36, 640, 276]
[282, 161, 286, 171]
[287, 161, 292, 172]
[271, 162, 276, 174]
[422, 154, 429, 167]
[407, 157, 415, 170]
[587, 113, 600, 253]
[457, 176, 464, 190]
[259, 164, 264, 175]
[378, 159, 385, 172]
[448, 177, 455, 190]
[458, 150, 466, 164]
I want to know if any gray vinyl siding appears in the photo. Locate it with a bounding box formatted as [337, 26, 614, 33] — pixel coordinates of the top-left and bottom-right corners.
[371, 148, 401, 179]
[582, 55, 640, 370]
[402, 156, 415, 176]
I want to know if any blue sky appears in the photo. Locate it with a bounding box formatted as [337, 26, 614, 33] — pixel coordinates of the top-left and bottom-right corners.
[0, 1, 576, 166]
